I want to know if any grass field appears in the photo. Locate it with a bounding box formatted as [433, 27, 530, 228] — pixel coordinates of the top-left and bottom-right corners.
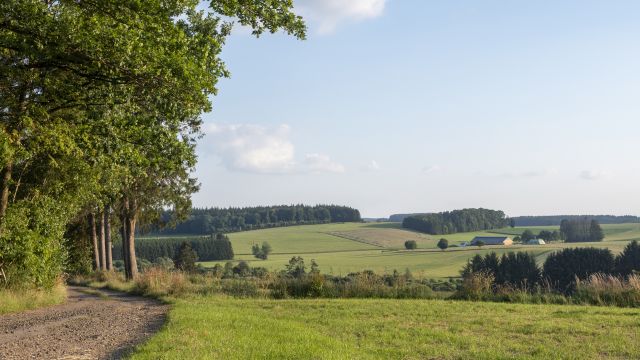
[193, 222, 640, 278]
[131, 296, 640, 359]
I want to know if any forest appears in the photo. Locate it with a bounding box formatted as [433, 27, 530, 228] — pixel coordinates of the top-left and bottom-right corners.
[402, 208, 507, 234]
[149, 205, 362, 235]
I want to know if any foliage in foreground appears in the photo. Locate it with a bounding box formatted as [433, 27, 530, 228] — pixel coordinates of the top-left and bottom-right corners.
[0, 0, 305, 288]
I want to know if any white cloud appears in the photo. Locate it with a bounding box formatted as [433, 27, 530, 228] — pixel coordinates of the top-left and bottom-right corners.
[362, 160, 381, 171]
[580, 170, 607, 181]
[295, 0, 387, 34]
[203, 123, 295, 173]
[422, 165, 441, 174]
[202, 123, 345, 174]
[304, 153, 345, 173]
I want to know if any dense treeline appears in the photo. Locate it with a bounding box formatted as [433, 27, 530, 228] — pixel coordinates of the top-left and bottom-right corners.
[0, 0, 305, 287]
[402, 208, 507, 235]
[150, 205, 361, 235]
[560, 219, 604, 242]
[113, 234, 234, 262]
[389, 213, 428, 222]
[512, 215, 639, 226]
[461, 241, 640, 294]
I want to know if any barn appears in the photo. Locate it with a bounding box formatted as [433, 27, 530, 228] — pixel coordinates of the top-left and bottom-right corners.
[470, 236, 513, 246]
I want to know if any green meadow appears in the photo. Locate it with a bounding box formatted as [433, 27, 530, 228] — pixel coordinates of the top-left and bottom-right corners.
[189, 222, 640, 278]
[131, 296, 640, 359]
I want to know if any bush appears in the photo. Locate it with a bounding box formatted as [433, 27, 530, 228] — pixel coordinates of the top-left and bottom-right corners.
[454, 271, 495, 300]
[437, 238, 448, 251]
[252, 241, 272, 260]
[543, 247, 615, 293]
[404, 240, 417, 250]
[173, 242, 198, 273]
[0, 197, 69, 288]
[133, 267, 190, 297]
[222, 279, 259, 298]
[616, 240, 640, 276]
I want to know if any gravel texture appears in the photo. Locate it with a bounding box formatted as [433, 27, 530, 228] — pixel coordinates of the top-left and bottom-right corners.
[0, 286, 168, 360]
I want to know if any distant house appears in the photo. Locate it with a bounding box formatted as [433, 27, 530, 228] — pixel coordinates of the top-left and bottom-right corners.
[526, 238, 546, 245]
[470, 236, 513, 246]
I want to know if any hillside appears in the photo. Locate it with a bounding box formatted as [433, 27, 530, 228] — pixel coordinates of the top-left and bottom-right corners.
[186, 222, 640, 278]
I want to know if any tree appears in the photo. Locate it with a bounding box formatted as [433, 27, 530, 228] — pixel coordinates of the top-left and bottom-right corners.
[260, 242, 272, 260]
[0, 0, 306, 287]
[521, 230, 536, 243]
[404, 240, 417, 250]
[615, 240, 640, 276]
[285, 256, 306, 278]
[437, 238, 449, 251]
[174, 242, 198, 273]
[252, 241, 272, 260]
[589, 220, 604, 242]
[475, 240, 485, 248]
[509, 218, 516, 228]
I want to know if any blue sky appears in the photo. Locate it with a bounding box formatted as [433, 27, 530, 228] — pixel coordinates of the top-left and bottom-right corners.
[193, 0, 640, 218]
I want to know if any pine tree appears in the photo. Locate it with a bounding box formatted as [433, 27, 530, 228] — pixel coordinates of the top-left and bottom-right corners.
[174, 242, 198, 272]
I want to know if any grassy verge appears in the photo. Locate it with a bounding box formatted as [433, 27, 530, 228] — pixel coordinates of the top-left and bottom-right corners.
[130, 296, 640, 359]
[0, 283, 67, 315]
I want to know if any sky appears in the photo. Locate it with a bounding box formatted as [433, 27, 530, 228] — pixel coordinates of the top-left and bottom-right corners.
[193, 0, 640, 218]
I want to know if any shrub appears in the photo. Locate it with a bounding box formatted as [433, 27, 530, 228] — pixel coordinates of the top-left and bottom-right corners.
[134, 267, 190, 297]
[615, 240, 640, 276]
[173, 242, 198, 273]
[222, 279, 258, 298]
[251, 241, 272, 260]
[454, 271, 495, 300]
[437, 238, 448, 251]
[495, 252, 540, 289]
[543, 247, 615, 293]
[404, 240, 417, 250]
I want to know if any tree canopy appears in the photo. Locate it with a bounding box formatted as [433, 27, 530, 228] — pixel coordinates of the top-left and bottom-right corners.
[1, 0, 306, 287]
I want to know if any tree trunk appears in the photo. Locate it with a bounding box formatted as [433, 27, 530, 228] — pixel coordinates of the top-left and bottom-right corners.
[98, 210, 106, 271]
[104, 205, 113, 271]
[0, 162, 12, 223]
[120, 214, 130, 279]
[89, 213, 99, 271]
[126, 198, 138, 280]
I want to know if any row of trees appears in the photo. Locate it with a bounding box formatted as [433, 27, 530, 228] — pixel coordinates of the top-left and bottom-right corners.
[113, 233, 234, 262]
[151, 205, 362, 235]
[402, 208, 507, 235]
[462, 241, 640, 292]
[0, 0, 306, 287]
[511, 215, 639, 226]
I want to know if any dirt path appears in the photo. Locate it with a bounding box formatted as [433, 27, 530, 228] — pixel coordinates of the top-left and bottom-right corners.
[0, 286, 168, 360]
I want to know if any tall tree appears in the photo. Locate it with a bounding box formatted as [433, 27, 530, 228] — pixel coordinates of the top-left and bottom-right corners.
[104, 205, 112, 271]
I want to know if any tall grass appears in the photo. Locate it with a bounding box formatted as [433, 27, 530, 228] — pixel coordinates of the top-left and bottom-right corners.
[0, 280, 67, 315]
[574, 274, 640, 307]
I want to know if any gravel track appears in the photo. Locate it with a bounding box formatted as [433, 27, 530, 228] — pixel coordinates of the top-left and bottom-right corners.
[0, 286, 168, 360]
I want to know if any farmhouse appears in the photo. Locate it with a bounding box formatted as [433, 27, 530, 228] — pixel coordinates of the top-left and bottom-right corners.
[470, 236, 513, 246]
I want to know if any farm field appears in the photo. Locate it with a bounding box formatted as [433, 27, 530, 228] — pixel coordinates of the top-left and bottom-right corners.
[131, 296, 640, 359]
[196, 222, 640, 278]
